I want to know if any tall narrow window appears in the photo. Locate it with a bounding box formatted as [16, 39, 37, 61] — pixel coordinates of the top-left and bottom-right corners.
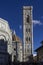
[27, 15, 29, 23]
[29, 28, 30, 32]
[14, 48, 16, 50]
[26, 28, 30, 32]
[26, 37, 28, 42]
[29, 37, 30, 41]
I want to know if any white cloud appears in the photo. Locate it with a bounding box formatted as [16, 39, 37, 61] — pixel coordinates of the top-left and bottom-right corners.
[32, 20, 43, 25]
[33, 54, 37, 57]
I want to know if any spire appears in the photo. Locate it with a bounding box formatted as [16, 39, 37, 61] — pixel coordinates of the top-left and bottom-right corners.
[13, 30, 16, 35]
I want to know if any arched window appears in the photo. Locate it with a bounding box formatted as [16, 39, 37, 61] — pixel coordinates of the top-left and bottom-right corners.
[0, 35, 6, 41]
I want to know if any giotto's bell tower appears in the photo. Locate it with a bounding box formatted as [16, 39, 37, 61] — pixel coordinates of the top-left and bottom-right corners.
[23, 6, 33, 61]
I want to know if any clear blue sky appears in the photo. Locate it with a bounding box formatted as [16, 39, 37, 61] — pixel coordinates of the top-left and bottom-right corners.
[0, 0, 43, 52]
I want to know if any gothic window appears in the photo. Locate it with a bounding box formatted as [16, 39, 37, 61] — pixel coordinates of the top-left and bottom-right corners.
[14, 48, 16, 50]
[26, 28, 30, 32]
[27, 15, 29, 23]
[29, 37, 30, 41]
[26, 37, 28, 42]
[26, 37, 31, 42]
[29, 28, 30, 32]
[14, 55, 16, 61]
